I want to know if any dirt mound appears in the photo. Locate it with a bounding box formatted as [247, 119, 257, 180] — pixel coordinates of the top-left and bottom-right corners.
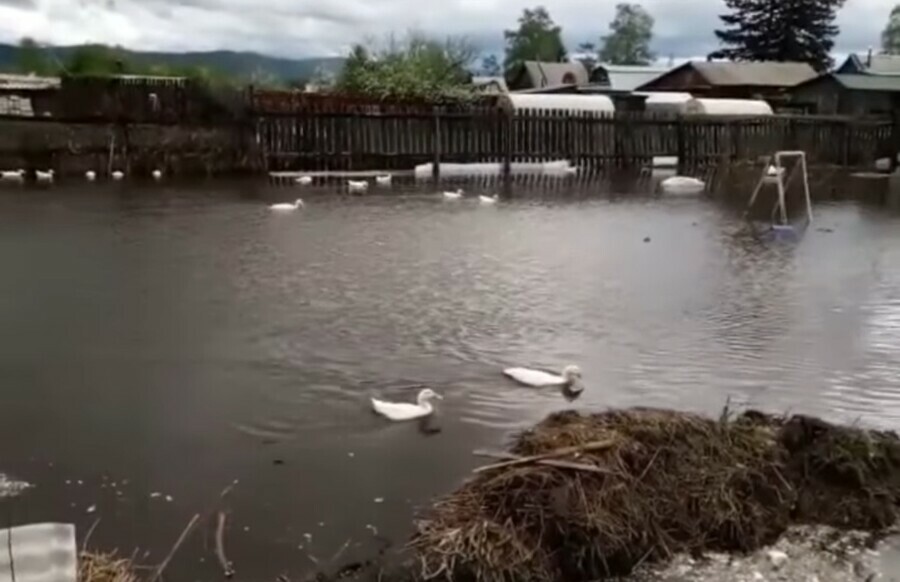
[411, 408, 900, 582]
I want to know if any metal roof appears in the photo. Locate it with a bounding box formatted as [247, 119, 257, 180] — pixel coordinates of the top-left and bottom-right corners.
[842, 53, 900, 75]
[692, 61, 818, 87]
[833, 74, 900, 92]
[591, 64, 670, 91]
[0, 73, 61, 91]
[521, 61, 589, 88]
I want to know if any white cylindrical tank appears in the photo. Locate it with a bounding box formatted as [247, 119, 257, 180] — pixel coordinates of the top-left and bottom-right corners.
[505, 93, 615, 114]
[684, 98, 774, 116]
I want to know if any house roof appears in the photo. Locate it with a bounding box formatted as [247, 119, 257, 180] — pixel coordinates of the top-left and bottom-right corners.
[518, 61, 589, 88]
[839, 53, 900, 75]
[638, 61, 817, 90]
[472, 76, 508, 93]
[0, 73, 61, 91]
[690, 61, 818, 87]
[591, 64, 670, 91]
[793, 73, 900, 93]
[833, 74, 900, 92]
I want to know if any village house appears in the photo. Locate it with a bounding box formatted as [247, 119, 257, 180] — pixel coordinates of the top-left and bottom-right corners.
[791, 74, 900, 116]
[635, 61, 818, 103]
[0, 73, 60, 117]
[505, 61, 589, 92]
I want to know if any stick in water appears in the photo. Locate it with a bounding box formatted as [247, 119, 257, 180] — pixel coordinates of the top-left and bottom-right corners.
[215, 511, 235, 578]
[151, 513, 200, 582]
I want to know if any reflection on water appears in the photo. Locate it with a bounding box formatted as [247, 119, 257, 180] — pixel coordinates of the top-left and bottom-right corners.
[1, 182, 900, 579]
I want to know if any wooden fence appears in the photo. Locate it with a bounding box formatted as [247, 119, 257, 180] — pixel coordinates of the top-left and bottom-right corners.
[256, 107, 897, 175]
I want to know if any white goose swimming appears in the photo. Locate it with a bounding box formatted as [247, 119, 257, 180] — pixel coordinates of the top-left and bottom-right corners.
[111, 170, 125, 181]
[0, 169, 25, 183]
[503, 365, 583, 392]
[85, 170, 97, 181]
[443, 189, 463, 200]
[660, 176, 705, 195]
[269, 199, 305, 211]
[479, 194, 498, 204]
[296, 176, 313, 186]
[375, 174, 392, 186]
[348, 180, 369, 193]
[35, 169, 54, 184]
[371, 389, 442, 421]
[152, 169, 163, 180]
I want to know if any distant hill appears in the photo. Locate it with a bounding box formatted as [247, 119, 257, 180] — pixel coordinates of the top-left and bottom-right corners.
[0, 43, 345, 82]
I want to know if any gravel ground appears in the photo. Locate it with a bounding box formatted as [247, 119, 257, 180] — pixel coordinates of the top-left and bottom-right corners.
[631, 526, 900, 582]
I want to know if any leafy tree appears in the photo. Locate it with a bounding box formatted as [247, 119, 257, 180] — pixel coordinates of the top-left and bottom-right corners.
[884, 5, 900, 54]
[503, 7, 567, 73]
[65, 44, 130, 76]
[336, 33, 477, 101]
[598, 3, 655, 65]
[16, 37, 58, 75]
[481, 54, 502, 76]
[711, 0, 845, 71]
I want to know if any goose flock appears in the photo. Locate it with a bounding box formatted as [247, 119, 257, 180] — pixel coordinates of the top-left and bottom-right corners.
[267, 178, 504, 212]
[370, 364, 584, 421]
[0, 169, 166, 184]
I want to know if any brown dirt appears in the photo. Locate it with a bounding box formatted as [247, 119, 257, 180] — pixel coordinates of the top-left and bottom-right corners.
[411, 408, 900, 582]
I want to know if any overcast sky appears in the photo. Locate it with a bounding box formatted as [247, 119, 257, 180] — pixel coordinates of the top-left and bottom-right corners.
[0, 0, 891, 60]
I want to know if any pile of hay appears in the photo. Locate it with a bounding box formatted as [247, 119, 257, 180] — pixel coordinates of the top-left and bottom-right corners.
[78, 552, 139, 582]
[412, 408, 900, 582]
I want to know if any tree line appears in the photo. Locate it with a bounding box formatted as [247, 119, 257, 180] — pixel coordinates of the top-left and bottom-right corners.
[8, 1, 900, 100]
[9, 39, 241, 86]
[337, 0, 900, 101]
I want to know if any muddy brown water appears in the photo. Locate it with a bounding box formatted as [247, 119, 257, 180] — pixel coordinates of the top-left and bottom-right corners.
[2, 179, 900, 580]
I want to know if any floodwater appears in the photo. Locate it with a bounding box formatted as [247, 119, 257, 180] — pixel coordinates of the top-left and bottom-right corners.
[1, 179, 900, 579]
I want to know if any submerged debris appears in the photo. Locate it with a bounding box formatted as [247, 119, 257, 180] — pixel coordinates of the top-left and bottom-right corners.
[412, 408, 900, 582]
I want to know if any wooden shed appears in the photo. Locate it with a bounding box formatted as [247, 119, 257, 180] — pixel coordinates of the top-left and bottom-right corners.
[0, 74, 60, 117]
[791, 74, 900, 116]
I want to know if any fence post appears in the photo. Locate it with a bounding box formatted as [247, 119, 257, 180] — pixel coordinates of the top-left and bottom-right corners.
[502, 109, 512, 184]
[676, 115, 686, 175]
[892, 109, 900, 172]
[432, 107, 441, 183]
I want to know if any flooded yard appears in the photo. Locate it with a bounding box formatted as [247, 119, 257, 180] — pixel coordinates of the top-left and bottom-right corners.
[1, 180, 900, 579]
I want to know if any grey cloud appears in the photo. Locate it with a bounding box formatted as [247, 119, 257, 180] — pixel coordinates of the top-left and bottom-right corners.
[0, 0, 887, 60]
[0, 0, 35, 8]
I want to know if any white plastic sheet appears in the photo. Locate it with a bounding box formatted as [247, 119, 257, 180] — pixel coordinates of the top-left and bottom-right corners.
[0, 523, 77, 582]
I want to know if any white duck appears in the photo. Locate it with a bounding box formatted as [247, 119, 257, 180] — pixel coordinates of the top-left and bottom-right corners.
[0, 169, 25, 183]
[152, 169, 163, 180]
[660, 176, 705, 195]
[479, 194, 498, 204]
[296, 176, 313, 186]
[348, 180, 369, 193]
[503, 365, 583, 392]
[111, 170, 125, 181]
[35, 169, 54, 184]
[371, 389, 442, 422]
[269, 199, 305, 211]
[443, 189, 463, 200]
[375, 174, 392, 186]
[85, 170, 97, 181]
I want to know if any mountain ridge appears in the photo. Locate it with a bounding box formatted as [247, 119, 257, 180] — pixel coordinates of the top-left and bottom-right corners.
[0, 43, 344, 81]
